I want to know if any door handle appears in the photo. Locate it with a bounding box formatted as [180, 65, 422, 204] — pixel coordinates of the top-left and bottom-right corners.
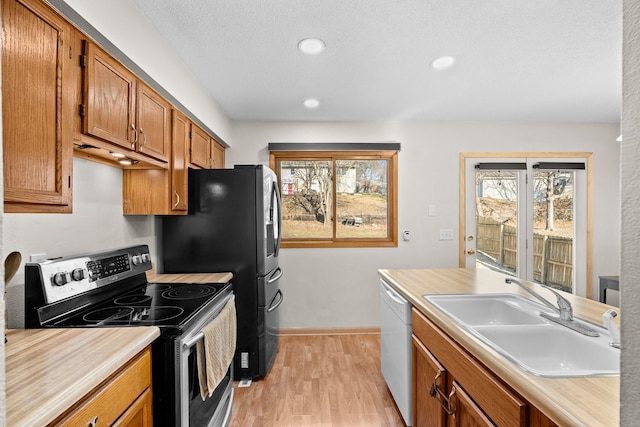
[267, 267, 283, 284]
[267, 289, 283, 312]
[467, 249, 475, 255]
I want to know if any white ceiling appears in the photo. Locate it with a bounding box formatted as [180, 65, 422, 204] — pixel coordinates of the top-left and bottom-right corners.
[131, 0, 621, 123]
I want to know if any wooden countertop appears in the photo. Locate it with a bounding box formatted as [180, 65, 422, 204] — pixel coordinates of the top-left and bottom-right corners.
[378, 268, 619, 427]
[5, 327, 160, 427]
[146, 271, 233, 283]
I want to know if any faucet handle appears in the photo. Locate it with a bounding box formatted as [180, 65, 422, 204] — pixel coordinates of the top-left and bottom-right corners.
[541, 284, 573, 320]
[602, 309, 621, 348]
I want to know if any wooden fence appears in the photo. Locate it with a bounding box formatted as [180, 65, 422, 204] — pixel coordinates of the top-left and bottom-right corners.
[476, 217, 572, 291]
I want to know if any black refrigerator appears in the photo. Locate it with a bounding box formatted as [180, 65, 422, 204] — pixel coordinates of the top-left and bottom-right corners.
[158, 164, 283, 379]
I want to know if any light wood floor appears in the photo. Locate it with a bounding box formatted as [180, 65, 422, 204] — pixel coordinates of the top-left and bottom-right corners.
[229, 334, 406, 427]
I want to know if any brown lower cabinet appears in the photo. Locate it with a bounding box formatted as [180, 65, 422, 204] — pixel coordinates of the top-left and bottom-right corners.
[50, 347, 153, 427]
[412, 308, 557, 427]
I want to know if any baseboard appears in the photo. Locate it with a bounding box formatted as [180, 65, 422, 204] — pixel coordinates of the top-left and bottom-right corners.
[279, 326, 380, 336]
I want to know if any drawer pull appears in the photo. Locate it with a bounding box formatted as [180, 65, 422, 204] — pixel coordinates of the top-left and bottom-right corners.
[89, 416, 98, 427]
[429, 371, 454, 416]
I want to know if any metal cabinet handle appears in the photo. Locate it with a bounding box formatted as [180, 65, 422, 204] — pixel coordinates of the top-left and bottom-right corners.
[89, 416, 98, 427]
[173, 191, 180, 209]
[429, 371, 454, 416]
[139, 128, 147, 149]
[131, 124, 138, 149]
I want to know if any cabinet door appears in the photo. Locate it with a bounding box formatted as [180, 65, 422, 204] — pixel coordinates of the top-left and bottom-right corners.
[190, 124, 211, 168]
[137, 82, 170, 162]
[113, 388, 153, 427]
[448, 381, 495, 427]
[171, 110, 189, 212]
[82, 41, 136, 151]
[2, 0, 73, 212]
[212, 139, 225, 169]
[413, 336, 447, 427]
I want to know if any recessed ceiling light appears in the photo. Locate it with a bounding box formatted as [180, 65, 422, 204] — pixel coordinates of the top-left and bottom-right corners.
[430, 56, 456, 70]
[303, 98, 320, 109]
[298, 38, 326, 55]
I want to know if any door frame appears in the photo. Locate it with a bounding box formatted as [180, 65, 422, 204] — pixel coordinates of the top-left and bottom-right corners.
[459, 152, 594, 298]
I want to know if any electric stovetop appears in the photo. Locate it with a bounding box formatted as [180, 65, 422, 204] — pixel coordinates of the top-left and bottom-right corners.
[50, 281, 231, 331]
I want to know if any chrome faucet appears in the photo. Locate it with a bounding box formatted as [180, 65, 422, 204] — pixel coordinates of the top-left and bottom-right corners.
[505, 277, 599, 337]
[602, 309, 621, 348]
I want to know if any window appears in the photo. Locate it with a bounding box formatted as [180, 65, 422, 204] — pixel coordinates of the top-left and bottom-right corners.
[269, 145, 398, 248]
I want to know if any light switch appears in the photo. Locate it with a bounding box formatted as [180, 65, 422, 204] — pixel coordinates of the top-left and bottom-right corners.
[403, 230, 411, 241]
[428, 204, 437, 217]
[439, 229, 454, 240]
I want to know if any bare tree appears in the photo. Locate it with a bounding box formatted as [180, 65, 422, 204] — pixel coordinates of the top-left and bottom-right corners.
[534, 171, 570, 231]
[290, 161, 332, 225]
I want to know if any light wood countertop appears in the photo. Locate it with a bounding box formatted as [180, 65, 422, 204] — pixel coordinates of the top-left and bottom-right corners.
[378, 268, 619, 427]
[5, 327, 160, 427]
[146, 271, 233, 283]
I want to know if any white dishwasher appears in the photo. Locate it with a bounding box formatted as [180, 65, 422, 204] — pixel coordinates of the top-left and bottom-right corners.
[380, 279, 412, 426]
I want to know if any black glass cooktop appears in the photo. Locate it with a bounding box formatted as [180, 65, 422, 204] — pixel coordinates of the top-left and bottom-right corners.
[52, 282, 230, 328]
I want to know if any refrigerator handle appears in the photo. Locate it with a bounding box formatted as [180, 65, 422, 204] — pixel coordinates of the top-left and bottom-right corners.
[268, 267, 283, 284]
[267, 289, 284, 312]
[271, 182, 282, 256]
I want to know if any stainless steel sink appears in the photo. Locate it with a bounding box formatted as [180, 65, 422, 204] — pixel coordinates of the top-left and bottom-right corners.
[424, 293, 620, 377]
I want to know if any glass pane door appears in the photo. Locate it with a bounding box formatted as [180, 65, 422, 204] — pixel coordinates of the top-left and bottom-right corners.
[475, 169, 519, 277]
[532, 169, 576, 292]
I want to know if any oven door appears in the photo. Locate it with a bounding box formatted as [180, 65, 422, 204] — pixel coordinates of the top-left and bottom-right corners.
[178, 293, 235, 427]
[185, 345, 233, 427]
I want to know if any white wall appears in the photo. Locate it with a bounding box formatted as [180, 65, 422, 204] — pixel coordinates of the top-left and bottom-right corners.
[229, 120, 621, 329]
[621, 0, 640, 423]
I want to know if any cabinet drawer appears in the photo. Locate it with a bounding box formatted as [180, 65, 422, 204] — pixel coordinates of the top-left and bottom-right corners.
[51, 348, 152, 427]
[412, 308, 526, 427]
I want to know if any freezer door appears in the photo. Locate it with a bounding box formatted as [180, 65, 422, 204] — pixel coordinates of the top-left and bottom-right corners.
[257, 267, 283, 376]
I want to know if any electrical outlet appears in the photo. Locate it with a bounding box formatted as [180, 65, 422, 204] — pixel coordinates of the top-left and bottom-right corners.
[439, 229, 454, 241]
[30, 253, 47, 262]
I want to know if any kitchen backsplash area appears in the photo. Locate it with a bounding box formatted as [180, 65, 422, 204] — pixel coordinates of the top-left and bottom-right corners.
[3, 157, 156, 328]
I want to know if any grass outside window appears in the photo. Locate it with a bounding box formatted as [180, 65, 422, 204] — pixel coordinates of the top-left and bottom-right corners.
[270, 150, 398, 248]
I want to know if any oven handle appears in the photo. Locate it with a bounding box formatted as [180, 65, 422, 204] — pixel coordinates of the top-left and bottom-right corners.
[268, 267, 283, 284]
[182, 331, 204, 349]
[267, 289, 284, 313]
[181, 293, 235, 349]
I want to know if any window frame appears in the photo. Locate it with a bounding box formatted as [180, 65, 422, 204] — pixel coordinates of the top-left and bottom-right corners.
[270, 150, 398, 248]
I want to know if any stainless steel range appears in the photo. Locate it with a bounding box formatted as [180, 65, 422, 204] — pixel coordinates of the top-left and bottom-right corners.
[24, 244, 234, 427]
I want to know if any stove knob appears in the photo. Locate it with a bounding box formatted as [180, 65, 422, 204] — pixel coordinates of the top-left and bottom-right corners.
[141, 253, 151, 263]
[132, 255, 142, 265]
[71, 268, 85, 281]
[52, 272, 69, 286]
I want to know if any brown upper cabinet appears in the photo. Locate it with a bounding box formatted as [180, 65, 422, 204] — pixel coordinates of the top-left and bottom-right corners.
[2, 0, 75, 213]
[122, 111, 225, 215]
[3, 0, 225, 214]
[190, 123, 225, 170]
[81, 41, 170, 164]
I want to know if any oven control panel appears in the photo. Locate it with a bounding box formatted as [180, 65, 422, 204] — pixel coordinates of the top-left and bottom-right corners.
[28, 245, 153, 304]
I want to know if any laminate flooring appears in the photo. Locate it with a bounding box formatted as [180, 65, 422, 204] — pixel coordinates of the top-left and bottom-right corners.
[229, 334, 406, 427]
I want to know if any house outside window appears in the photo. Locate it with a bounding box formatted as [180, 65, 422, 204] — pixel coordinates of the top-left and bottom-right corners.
[269, 144, 399, 248]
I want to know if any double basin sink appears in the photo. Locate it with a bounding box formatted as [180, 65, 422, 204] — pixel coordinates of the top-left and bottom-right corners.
[424, 293, 620, 377]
